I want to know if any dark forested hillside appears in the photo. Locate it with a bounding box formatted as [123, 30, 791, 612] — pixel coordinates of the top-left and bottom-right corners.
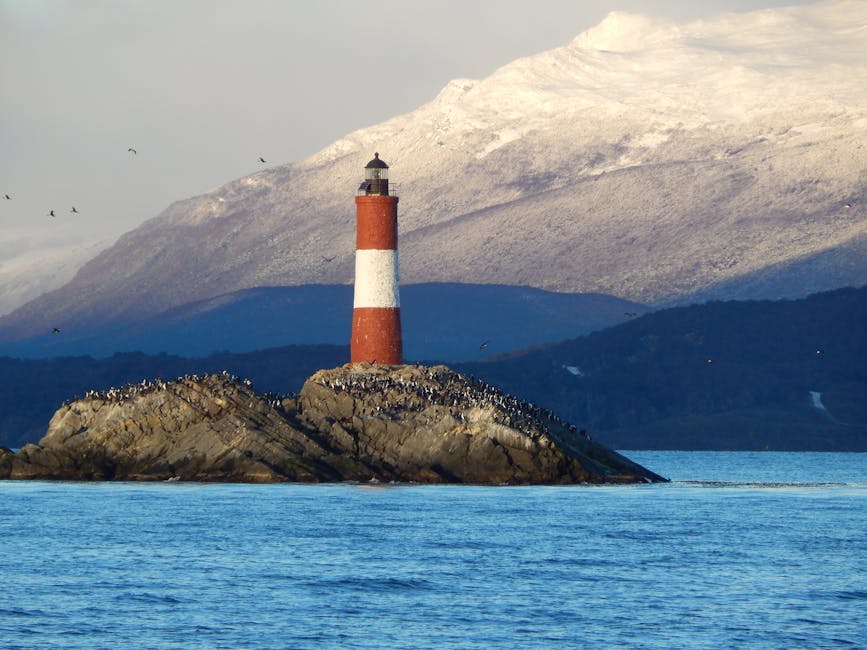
[457, 286, 867, 450]
[0, 284, 644, 362]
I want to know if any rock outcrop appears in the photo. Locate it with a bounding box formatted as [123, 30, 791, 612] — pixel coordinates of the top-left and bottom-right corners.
[0, 446, 13, 478]
[2, 364, 665, 484]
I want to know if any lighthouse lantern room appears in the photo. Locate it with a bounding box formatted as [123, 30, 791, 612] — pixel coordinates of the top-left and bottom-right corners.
[359, 151, 390, 196]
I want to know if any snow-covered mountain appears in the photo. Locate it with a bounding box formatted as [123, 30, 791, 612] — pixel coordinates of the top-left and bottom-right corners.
[2, 0, 865, 339]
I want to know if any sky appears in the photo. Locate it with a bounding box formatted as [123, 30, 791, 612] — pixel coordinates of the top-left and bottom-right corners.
[1, 0, 810, 260]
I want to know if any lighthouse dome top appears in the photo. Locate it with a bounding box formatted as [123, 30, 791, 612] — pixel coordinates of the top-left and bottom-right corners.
[365, 152, 389, 169]
[359, 152, 394, 195]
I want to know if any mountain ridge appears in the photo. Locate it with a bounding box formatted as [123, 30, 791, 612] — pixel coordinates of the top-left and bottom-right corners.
[0, 283, 644, 360]
[1, 0, 865, 338]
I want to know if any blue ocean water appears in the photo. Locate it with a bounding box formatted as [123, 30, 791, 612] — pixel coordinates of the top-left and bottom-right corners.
[1, 452, 865, 649]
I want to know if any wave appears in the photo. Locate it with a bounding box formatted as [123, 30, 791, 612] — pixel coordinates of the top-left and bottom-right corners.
[675, 480, 862, 488]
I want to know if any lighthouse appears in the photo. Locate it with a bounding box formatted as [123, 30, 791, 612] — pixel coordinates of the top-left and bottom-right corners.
[351, 153, 402, 365]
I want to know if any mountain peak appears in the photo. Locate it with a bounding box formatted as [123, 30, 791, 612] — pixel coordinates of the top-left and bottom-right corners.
[569, 1, 867, 67]
[571, 11, 677, 53]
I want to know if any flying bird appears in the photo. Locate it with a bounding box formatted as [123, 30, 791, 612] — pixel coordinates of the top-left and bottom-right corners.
[70, 206, 78, 213]
[258, 157, 266, 163]
[48, 210, 55, 217]
[3, 194, 10, 200]
[128, 148, 137, 154]
[52, 327, 61, 334]
[479, 340, 490, 350]
[322, 255, 336, 262]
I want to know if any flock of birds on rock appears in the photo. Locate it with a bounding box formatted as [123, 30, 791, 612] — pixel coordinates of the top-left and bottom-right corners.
[69, 377, 173, 406]
[80, 378, 171, 404]
[68, 371, 293, 413]
[63, 365, 588, 441]
[318, 366, 587, 440]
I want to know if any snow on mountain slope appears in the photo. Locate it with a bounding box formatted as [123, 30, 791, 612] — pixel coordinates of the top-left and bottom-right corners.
[2, 0, 865, 338]
[0, 238, 111, 317]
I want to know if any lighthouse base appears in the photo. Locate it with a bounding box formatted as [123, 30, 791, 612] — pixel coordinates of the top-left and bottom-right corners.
[351, 307, 403, 365]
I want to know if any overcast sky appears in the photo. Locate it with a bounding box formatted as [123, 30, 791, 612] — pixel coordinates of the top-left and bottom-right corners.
[1, 0, 809, 256]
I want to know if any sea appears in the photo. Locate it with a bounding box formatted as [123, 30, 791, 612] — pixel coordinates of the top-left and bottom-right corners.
[1, 451, 865, 650]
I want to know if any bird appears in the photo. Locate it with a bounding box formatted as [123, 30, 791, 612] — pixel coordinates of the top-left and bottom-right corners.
[321, 255, 336, 262]
[258, 157, 266, 163]
[48, 210, 55, 217]
[706, 358, 713, 364]
[128, 148, 137, 154]
[3, 194, 10, 200]
[52, 327, 61, 334]
[815, 348, 825, 355]
[70, 206, 78, 214]
[479, 340, 490, 350]
[624, 312, 638, 318]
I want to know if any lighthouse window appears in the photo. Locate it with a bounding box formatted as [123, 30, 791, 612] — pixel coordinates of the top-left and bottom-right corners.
[365, 168, 388, 181]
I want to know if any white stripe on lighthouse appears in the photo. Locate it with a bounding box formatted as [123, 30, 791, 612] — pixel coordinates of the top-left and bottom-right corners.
[353, 249, 400, 308]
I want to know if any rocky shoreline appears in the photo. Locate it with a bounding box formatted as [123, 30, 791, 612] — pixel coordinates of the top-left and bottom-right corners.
[0, 364, 666, 484]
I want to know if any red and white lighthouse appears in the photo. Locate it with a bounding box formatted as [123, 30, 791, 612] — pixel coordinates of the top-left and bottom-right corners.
[350, 153, 402, 365]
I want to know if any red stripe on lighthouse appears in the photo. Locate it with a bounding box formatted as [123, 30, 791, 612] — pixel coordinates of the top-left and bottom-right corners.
[355, 196, 398, 250]
[351, 307, 402, 364]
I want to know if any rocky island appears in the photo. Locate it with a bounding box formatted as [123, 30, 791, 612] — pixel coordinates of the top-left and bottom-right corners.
[0, 364, 665, 484]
